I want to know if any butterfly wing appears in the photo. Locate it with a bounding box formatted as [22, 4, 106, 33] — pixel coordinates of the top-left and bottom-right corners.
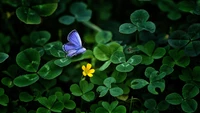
[62, 42, 76, 52]
[67, 30, 82, 48]
[67, 47, 86, 57]
[63, 29, 86, 57]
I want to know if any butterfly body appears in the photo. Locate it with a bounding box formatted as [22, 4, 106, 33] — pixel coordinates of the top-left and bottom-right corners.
[63, 30, 86, 57]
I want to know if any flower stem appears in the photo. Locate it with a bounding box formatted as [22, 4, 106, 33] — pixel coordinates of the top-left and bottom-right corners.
[82, 21, 103, 32]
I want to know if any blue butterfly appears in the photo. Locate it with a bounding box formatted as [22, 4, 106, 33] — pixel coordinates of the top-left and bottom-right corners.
[63, 30, 86, 57]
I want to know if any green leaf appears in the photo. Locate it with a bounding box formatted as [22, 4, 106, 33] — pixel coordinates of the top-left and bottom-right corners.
[95, 30, 112, 44]
[1, 77, 13, 88]
[168, 30, 190, 48]
[70, 84, 82, 96]
[58, 15, 75, 25]
[44, 41, 62, 55]
[71, 50, 93, 62]
[130, 9, 149, 24]
[167, 11, 181, 20]
[179, 68, 192, 82]
[188, 23, 200, 40]
[159, 64, 174, 75]
[185, 41, 200, 57]
[169, 49, 190, 67]
[192, 66, 200, 82]
[90, 70, 107, 85]
[145, 67, 156, 78]
[38, 60, 62, 79]
[30, 31, 51, 46]
[110, 101, 119, 110]
[51, 101, 64, 112]
[178, 1, 195, 12]
[102, 101, 112, 111]
[132, 110, 145, 113]
[131, 79, 149, 89]
[108, 42, 123, 53]
[70, 2, 92, 22]
[144, 99, 157, 109]
[13, 73, 39, 87]
[137, 21, 156, 33]
[116, 62, 134, 72]
[17, 107, 27, 113]
[140, 55, 154, 65]
[63, 99, 76, 110]
[19, 92, 33, 102]
[93, 44, 111, 61]
[148, 80, 165, 95]
[54, 57, 71, 67]
[95, 107, 108, 113]
[182, 84, 199, 99]
[162, 56, 175, 67]
[0, 94, 9, 106]
[111, 70, 127, 83]
[157, 100, 170, 111]
[152, 47, 166, 59]
[0, 88, 4, 96]
[146, 109, 159, 113]
[137, 41, 155, 56]
[103, 77, 116, 88]
[99, 60, 112, 71]
[181, 99, 197, 113]
[96, 86, 109, 97]
[127, 55, 142, 65]
[109, 87, 123, 97]
[150, 72, 166, 82]
[16, 48, 40, 72]
[16, 7, 41, 24]
[113, 105, 126, 113]
[36, 107, 51, 113]
[80, 80, 94, 93]
[38, 95, 57, 109]
[55, 93, 76, 110]
[0, 52, 9, 63]
[32, 3, 58, 16]
[165, 93, 183, 105]
[81, 91, 95, 102]
[50, 44, 66, 58]
[119, 23, 137, 34]
[111, 51, 126, 64]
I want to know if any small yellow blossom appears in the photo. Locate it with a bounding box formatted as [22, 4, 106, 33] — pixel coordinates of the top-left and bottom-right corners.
[82, 63, 95, 77]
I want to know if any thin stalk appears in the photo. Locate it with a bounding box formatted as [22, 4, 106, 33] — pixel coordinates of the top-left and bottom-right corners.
[82, 21, 103, 32]
[129, 96, 133, 113]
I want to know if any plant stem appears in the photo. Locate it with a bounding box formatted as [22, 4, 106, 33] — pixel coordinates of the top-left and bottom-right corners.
[82, 21, 103, 32]
[129, 96, 133, 113]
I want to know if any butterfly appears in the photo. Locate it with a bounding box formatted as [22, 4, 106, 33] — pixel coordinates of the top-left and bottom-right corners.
[63, 30, 86, 57]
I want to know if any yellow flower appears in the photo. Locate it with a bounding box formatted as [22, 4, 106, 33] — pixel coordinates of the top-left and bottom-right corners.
[82, 63, 95, 77]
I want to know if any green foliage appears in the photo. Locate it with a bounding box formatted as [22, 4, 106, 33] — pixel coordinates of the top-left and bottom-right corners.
[70, 80, 95, 102]
[16, 48, 40, 72]
[16, 1, 58, 24]
[168, 23, 200, 57]
[96, 77, 123, 97]
[1, 0, 200, 113]
[59, 2, 92, 25]
[137, 41, 166, 65]
[94, 101, 126, 113]
[0, 52, 9, 63]
[119, 9, 156, 34]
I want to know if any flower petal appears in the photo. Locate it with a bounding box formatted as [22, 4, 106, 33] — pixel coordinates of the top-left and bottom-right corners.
[83, 71, 87, 76]
[88, 73, 93, 77]
[86, 63, 92, 70]
[82, 65, 86, 70]
[89, 69, 95, 73]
